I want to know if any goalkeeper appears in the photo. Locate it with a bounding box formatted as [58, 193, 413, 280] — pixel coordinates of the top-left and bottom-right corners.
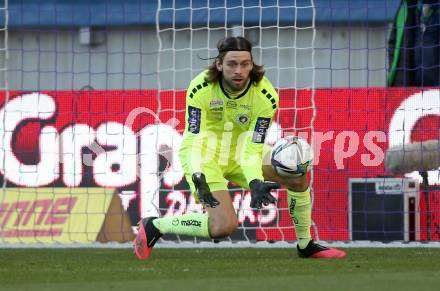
[134, 36, 346, 259]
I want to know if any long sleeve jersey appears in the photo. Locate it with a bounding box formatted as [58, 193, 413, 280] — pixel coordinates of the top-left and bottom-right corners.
[179, 70, 279, 186]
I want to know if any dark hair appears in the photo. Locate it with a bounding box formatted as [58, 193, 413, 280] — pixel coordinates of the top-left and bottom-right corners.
[206, 36, 265, 84]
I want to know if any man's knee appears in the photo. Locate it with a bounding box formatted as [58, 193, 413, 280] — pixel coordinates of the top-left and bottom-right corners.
[209, 219, 238, 238]
[285, 176, 309, 192]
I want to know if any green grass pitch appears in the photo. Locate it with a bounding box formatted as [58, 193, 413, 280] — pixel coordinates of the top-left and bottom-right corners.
[1, 248, 439, 291]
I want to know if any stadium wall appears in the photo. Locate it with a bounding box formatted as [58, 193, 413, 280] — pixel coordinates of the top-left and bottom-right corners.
[7, 24, 389, 90]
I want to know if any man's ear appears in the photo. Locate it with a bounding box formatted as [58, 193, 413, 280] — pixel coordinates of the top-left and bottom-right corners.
[215, 58, 222, 72]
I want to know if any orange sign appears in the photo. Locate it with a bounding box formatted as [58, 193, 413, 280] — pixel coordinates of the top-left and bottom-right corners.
[0, 188, 114, 243]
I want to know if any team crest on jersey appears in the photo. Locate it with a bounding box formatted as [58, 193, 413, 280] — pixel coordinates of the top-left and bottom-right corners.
[236, 113, 250, 125]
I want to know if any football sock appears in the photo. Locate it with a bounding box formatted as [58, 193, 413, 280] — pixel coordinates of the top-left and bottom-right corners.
[287, 187, 312, 249]
[152, 212, 210, 238]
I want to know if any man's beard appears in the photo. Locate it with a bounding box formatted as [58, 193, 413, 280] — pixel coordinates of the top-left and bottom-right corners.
[224, 78, 246, 92]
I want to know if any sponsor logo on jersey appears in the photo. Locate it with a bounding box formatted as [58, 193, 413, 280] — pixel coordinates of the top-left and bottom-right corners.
[226, 100, 237, 109]
[236, 113, 250, 125]
[209, 100, 224, 117]
[181, 220, 202, 227]
[210, 107, 223, 112]
[240, 104, 252, 110]
[188, 106, 201, 134]
[209, 99, 224, 108]
[252, 117, 270, 143]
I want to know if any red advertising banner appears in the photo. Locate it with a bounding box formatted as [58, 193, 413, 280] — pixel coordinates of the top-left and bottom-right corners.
[0, 88, 439, 241]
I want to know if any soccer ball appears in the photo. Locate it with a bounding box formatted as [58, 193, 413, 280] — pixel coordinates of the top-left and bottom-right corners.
[271, 136, 313, 177]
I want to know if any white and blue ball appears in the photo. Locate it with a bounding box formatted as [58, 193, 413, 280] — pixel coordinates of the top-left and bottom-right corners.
[271, 136, 313, 177]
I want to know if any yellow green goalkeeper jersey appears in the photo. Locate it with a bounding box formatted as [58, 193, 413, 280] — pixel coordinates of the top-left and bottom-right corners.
[179, 70, 279, 188]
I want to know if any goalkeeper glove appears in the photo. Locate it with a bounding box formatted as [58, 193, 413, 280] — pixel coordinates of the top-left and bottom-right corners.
[249, 179, 280, 209]
[192, 172, 220, 208]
